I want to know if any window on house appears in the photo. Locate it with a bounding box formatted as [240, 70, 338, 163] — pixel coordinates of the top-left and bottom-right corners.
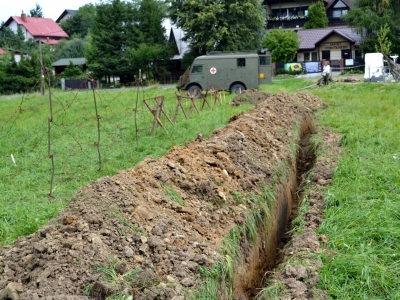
[332, 9, 348, 18]
[304, 51, 318, 61]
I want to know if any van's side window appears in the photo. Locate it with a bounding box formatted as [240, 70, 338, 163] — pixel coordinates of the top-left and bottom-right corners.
[237, 58, 246, 68]
[191, 65, 203, 73]
[259, 56, 271, 66]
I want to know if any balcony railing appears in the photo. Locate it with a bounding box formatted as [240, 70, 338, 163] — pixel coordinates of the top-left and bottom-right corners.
[267, 17, 307, 29]
[267, 16, 347, 29]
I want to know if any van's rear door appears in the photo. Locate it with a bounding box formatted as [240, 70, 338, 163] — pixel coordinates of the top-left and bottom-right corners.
[258, 55, 272, 84]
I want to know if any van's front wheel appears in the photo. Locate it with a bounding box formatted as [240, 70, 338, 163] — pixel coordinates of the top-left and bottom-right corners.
[187, 85, 202, 98]
[230, 83, 245, 94]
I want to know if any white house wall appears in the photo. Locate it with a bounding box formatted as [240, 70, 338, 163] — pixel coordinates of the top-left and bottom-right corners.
[7, 20, 33, 41]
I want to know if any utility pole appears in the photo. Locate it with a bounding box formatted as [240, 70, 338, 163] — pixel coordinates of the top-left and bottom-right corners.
[39, 40, 44, 96]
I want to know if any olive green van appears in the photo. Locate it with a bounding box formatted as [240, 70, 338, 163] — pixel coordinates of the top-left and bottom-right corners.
[177, 51, 272, 96]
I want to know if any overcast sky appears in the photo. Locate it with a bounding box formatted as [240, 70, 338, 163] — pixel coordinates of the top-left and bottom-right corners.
[0, 1, 99, 24]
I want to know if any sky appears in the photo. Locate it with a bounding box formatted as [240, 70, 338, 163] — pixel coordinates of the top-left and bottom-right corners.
[0, 0, 100, 24]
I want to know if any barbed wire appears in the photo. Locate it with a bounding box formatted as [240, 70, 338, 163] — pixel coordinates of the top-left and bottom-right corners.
[0, 81, 225, 209]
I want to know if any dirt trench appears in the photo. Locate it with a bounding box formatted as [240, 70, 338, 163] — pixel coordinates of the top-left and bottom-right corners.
[0, 91, 334, 300]
[232, 116, 317, 299]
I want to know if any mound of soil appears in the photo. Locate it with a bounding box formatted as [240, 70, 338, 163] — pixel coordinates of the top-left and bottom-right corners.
[0, 91, 328, 300]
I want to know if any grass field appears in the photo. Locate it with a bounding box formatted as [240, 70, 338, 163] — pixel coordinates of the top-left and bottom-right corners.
[1, 75, 400, 299]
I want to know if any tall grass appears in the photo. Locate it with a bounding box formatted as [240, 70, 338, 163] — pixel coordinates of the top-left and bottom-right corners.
[0, 86, 252, 246]
[311, 82, 400, 299]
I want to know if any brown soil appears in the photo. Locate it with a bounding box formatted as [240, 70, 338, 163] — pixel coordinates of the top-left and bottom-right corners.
[0, 90, 339, 300]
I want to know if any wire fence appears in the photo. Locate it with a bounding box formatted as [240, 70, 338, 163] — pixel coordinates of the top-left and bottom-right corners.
[0, 73, 225, 203]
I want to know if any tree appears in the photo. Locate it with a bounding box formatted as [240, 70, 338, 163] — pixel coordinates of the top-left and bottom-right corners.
[52, 38, 86, 61]
[130, 0, 173, 80]
[303, 1, 328, 29]
[60, 4, 96, 38]
[137, 0, 168, 44]
[128, 43, 173, 81]
[167, 0, 266, 53]
[0, 27, 24, 50]
[343, 0, 400, 54]
[86, 0, 172, 84]
[62, 61, 84, 78]
[85, 0, 138, 83]
[29, 3, 44, 17]
[375, 24, 392, 55]
[262, 29, 299, 62]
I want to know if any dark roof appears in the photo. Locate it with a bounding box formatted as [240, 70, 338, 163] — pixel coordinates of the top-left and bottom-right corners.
[2, 16, 69, 39]
[297, 27, 361, 50]
[56, 9, 77, 23]
[52, 58, 87, 67]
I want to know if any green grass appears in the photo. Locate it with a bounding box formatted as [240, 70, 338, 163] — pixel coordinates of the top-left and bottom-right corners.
[310, 82, 400, 299]
[255, 78, 400, 299]
[0, 85, 253, 246]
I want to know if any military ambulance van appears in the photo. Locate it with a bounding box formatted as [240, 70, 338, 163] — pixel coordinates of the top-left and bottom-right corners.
[177, 51, 272, 96]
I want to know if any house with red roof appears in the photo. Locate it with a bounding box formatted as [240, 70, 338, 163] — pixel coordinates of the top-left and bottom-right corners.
[0, 12, 69, 44]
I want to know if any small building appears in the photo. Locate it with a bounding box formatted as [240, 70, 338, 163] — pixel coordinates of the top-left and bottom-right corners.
[297, 27, 361, 62]
[52, 57, 87, 77]
[55, 9, 77, 24]
[1, 12, 69, 44]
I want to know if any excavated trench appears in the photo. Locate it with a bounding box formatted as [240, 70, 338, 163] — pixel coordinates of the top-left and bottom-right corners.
[233, 117, 316, 299]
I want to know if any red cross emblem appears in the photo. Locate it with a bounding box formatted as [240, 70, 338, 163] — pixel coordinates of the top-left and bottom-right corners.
[210, 67, 217, 74]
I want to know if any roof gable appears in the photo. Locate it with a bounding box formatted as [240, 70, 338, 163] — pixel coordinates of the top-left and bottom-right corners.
[326, 0, 352, 10]
[169, 26, 189, 60]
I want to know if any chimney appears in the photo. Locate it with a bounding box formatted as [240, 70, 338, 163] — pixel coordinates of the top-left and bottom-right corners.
[21, 11, 27, 22]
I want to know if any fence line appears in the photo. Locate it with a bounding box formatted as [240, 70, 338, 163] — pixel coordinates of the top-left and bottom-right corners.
[1, 80, 226, 206]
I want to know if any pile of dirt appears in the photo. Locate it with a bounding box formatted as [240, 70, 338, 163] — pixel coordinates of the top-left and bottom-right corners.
[229, 89, 270, 106]
[0, 91, 329, 300]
